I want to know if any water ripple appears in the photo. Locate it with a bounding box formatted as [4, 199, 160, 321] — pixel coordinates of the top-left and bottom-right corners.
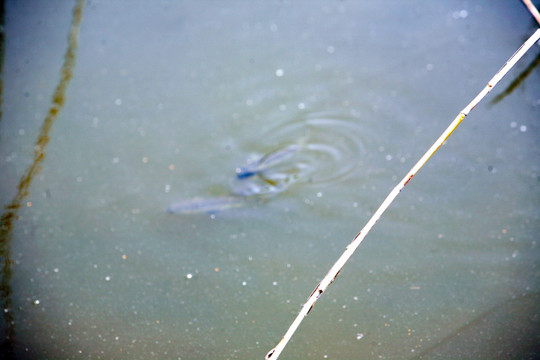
[232, 111, 366, 196]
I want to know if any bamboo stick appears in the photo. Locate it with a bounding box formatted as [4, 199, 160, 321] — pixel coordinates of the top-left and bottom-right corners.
[265, 27, 540, 360]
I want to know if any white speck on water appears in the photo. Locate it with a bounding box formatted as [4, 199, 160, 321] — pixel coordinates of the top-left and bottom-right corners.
[112, 157, 120, 164]
[298, 102, 306, 110]
[327, 45, 335, 54]
[185, 273, 193, 280]
[242, 281, 247, 286]
[105, 276, 111, 281]
[272, 281, 278, 286]
[352, 202, 358, 208]
[316, 192, 323, 198]
[164, 184, 171, 193]
[510, 121, 517, 128]
[385, 154, 392, 161]
[54, 268, 59, 273]
[512, 250, 518, 258]
[115, 98, 122, 106]
[519, 125, 527, 132]
[34, 299, 40, 305]
[356, 333, 364, 340]
[452, 9, 468, 19]
[5, 152, 16, 162]
[275, 68, 284, 77]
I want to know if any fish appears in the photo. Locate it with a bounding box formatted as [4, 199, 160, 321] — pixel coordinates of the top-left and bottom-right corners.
[235, 144, 299, 179]
[167, 144, 300, 214]
[166, 196, 245, 214]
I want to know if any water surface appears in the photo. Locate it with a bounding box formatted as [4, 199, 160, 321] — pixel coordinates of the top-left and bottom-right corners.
[1, 1, 539, 359]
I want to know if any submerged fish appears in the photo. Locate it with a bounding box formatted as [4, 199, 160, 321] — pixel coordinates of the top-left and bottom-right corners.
[166, 196, 245, 214]
[167, 144, 300, 215]
[235, 144, 299, 179]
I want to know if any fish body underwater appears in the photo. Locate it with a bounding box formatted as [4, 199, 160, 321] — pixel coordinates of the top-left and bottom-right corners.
[235, 144, 299, 179]
[166, 145, 300, 215]
[165, 196, 245, 214]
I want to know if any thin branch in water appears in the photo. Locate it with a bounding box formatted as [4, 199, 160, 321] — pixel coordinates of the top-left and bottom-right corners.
[264, 28, 540, 360]
[0, 0, 85, 356]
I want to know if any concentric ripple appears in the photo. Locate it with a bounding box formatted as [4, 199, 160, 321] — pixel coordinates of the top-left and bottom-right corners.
[232, 111, 366, 196]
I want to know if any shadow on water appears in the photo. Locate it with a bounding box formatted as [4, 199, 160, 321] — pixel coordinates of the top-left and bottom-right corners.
[490, 16, 540, 106]
[489, 50, 540, 105]
[0, 0, 84, 357]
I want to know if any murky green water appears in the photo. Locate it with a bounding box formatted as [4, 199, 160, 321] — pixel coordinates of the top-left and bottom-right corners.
[1, 1, 539, 359]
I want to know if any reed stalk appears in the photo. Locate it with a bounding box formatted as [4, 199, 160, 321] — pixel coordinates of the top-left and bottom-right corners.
[265, 25, 540, 360]
[523, 0, 540, 25]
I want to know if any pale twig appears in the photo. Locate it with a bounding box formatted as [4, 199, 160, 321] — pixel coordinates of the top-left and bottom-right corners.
[522, 0, 540, 25]
[265, 28, 540, 360]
